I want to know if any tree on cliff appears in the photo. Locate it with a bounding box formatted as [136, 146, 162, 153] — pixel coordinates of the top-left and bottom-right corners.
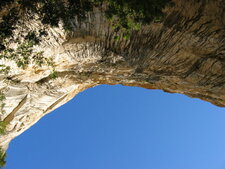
[0, 0, 224, 168]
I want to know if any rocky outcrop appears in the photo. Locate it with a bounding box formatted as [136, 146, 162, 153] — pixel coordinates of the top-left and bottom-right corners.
[0, 0, 225, 151]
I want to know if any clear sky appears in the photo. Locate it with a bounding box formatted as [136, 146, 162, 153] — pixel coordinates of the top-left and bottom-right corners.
[5, 85, 225, 169]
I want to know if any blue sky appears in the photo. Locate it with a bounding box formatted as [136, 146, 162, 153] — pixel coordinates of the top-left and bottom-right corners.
[5, 85, 225, 169]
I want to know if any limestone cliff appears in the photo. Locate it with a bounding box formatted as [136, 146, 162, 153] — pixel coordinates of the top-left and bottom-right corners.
[0, 0, 225, 153]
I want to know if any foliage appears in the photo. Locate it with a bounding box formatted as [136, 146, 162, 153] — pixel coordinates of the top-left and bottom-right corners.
[0, 91, 6, 134]
[49, 70, 58, 79]
[0, 93, 7, 168]
[0, 121, 6, 135]
[0, 65, 10, 74]
[0, 0, 171, 40]
[0, 36, 47, 69]
[0, 0, 171, 73]
[0, 92, 5, 115]
[104, 0, 171, 35]
[0, 148, 6, 169]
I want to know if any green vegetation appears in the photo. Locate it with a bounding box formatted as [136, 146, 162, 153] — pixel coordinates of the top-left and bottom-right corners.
[0, 120, 7, 169]
[0, 92, 7, 135]
[0, 148, 6, 169]
[0, 0, 171, 42]
[0, 93, 7, 169]
[0, 121, 6, 135]
[0, 92, 7, 169]
[49, 70, 58, 79]
[104, 0, 171, 36]
[0, 92, 5, 115]
[0, 0, 171, 75]
[0, 28, 53, 66]
[0, 0, 171, 73]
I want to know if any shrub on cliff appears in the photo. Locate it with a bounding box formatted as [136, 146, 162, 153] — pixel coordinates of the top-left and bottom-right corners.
[0, 148, 6, 169]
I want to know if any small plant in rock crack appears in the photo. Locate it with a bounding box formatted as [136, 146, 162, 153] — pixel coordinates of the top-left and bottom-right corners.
[0, 92, 5, 115]
[0, 121, 6, 135]
[0, 147, 6, 169]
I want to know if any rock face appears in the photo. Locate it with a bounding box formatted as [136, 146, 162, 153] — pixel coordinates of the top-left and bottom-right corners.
[0, 0, 225, 150]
